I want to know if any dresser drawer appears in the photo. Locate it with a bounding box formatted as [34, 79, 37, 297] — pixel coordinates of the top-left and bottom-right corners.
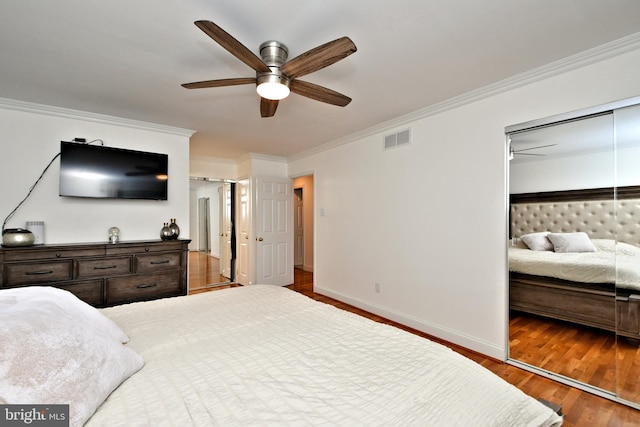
[4, 260, 73, 285]
[135, 252, 182, 273]
[107, 271, 181, 304]
[3, 247, 104, 262]
[106, 240, 185, 255]
[55, 280, 104, 306]
[77, 257, 131, 278]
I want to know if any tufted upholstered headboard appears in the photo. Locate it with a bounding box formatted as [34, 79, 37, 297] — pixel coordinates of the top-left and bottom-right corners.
[510, 186, 640, 247]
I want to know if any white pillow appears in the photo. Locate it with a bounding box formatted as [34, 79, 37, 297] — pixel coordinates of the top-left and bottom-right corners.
[547, 232, 597, 253]
[520, 232, 553, 251]
[0, 286, 144, 426]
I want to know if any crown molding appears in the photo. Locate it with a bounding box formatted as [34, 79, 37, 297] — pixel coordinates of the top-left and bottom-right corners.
[237, 152, 288, 163]
[189, 154, 237, 165]
[287, 32, 640, 162]
[0, 97, 195, 137]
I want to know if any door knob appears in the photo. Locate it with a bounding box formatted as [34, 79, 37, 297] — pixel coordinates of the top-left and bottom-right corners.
[257, 237, 264, 241]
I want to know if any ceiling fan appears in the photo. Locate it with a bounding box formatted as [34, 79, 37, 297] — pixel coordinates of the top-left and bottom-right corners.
[181, 20, 357, 118]
[509, 143, 557, 160]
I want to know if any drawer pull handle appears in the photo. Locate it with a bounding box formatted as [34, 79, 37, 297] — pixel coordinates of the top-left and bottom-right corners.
[136, 283, 157, 289]
[25, 270, 54, 276]
[93, 265, 118, 270]
[150, 260, 170, 265]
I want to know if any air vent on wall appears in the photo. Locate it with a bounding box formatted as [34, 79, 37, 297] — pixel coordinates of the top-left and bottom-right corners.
[384, 128, 411, 150]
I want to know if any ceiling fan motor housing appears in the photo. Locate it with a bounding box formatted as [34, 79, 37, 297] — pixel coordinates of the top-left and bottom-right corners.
[257, 41, 290, 88]
[259, 41, 288, 66]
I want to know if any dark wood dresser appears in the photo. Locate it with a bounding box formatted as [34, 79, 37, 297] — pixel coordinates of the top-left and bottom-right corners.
[0, 239, 190, 307]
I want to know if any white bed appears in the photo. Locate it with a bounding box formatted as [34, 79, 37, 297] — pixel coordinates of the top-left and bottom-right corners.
[1, 285, 562, 426]
[509, 238, 640, 291]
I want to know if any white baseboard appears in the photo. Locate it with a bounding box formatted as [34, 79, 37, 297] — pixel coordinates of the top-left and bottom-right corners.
[315, 285, 506, 360]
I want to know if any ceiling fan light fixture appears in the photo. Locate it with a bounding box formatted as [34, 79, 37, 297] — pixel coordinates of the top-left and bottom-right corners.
[256, 73, 290, 100]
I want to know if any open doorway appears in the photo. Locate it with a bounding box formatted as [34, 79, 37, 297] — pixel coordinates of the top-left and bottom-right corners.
[293, 175, 314, 273]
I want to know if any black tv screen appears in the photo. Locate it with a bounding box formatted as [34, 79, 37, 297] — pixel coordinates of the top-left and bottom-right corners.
[59, 141, 168, 200]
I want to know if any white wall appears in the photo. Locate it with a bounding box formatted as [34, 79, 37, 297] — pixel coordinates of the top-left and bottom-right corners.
[190, 155, 237, 179]
[237, 154, 288, 179]
[288, 47, 640, 359]
[510, 150, 616, 193]
[0, 102, 191, 244]
[510, 146, 640, 194]
[189, 186, 199, 252]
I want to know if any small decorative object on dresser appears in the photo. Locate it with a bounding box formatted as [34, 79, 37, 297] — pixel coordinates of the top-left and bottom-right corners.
[108, 227, 120, 244]
[25, 221, 45, 244]
[1, 228, 35, 247]
[168, 218, 180, 239]
[160, 223, 172, 240]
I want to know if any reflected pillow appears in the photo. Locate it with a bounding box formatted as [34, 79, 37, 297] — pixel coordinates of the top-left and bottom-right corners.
[548, 232, 597, 253]
[520, 232, 553, 251]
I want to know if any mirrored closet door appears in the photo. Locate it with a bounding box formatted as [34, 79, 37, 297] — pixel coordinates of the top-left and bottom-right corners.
[189, 178, 236, 289]
[612, 102, 640, 404]
[506, 96, 640, 408]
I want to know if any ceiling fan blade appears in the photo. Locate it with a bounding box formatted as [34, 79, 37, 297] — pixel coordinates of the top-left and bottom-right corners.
[289, 80, 351, 107]
[182, 77, 256, 89]
[194, 20, 270, 73]
[260, 98, 279, 118]
[280, 37, 357, 79]
[514, 143, 558, 153]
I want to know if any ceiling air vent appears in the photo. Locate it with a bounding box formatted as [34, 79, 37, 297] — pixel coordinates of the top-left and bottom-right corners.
[383, 128, 411, 150]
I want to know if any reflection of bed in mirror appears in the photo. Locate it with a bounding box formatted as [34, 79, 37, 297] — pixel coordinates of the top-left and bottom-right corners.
[509, 186, 640, 339]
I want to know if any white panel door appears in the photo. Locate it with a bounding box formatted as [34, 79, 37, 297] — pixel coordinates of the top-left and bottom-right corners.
[294, 188, 304, 266]
[255, 176, 293, 286]
[197, 197, 210, 252]
[236, 179, 252, 285]
[219, 183, 233, 279]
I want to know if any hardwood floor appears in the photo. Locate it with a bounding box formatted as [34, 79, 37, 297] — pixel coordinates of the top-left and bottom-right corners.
[188, 263, 640, 425]
[618, 338, 640, 403]
[187, 251, 232, 293]
[510, 311, 640, 404]
[510, 312, 618, 390]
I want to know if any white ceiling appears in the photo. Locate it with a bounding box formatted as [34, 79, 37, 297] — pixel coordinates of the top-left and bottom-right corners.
[2, 1, 640, 160]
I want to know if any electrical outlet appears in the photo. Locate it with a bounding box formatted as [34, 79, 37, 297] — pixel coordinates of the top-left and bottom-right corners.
[375, 282, 381, 293]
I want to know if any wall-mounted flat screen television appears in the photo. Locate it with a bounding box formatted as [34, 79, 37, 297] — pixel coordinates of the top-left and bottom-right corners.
[59, 141, 168, 200]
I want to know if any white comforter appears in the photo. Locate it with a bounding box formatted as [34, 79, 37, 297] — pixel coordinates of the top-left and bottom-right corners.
[90, 285, 561, 426]
[509, 239, 640, 291]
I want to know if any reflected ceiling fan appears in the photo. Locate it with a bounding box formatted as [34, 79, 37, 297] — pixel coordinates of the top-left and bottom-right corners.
[509, 143, 557, 160]
[181, 20, 357, 118]
[125, 165, 165, 177]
